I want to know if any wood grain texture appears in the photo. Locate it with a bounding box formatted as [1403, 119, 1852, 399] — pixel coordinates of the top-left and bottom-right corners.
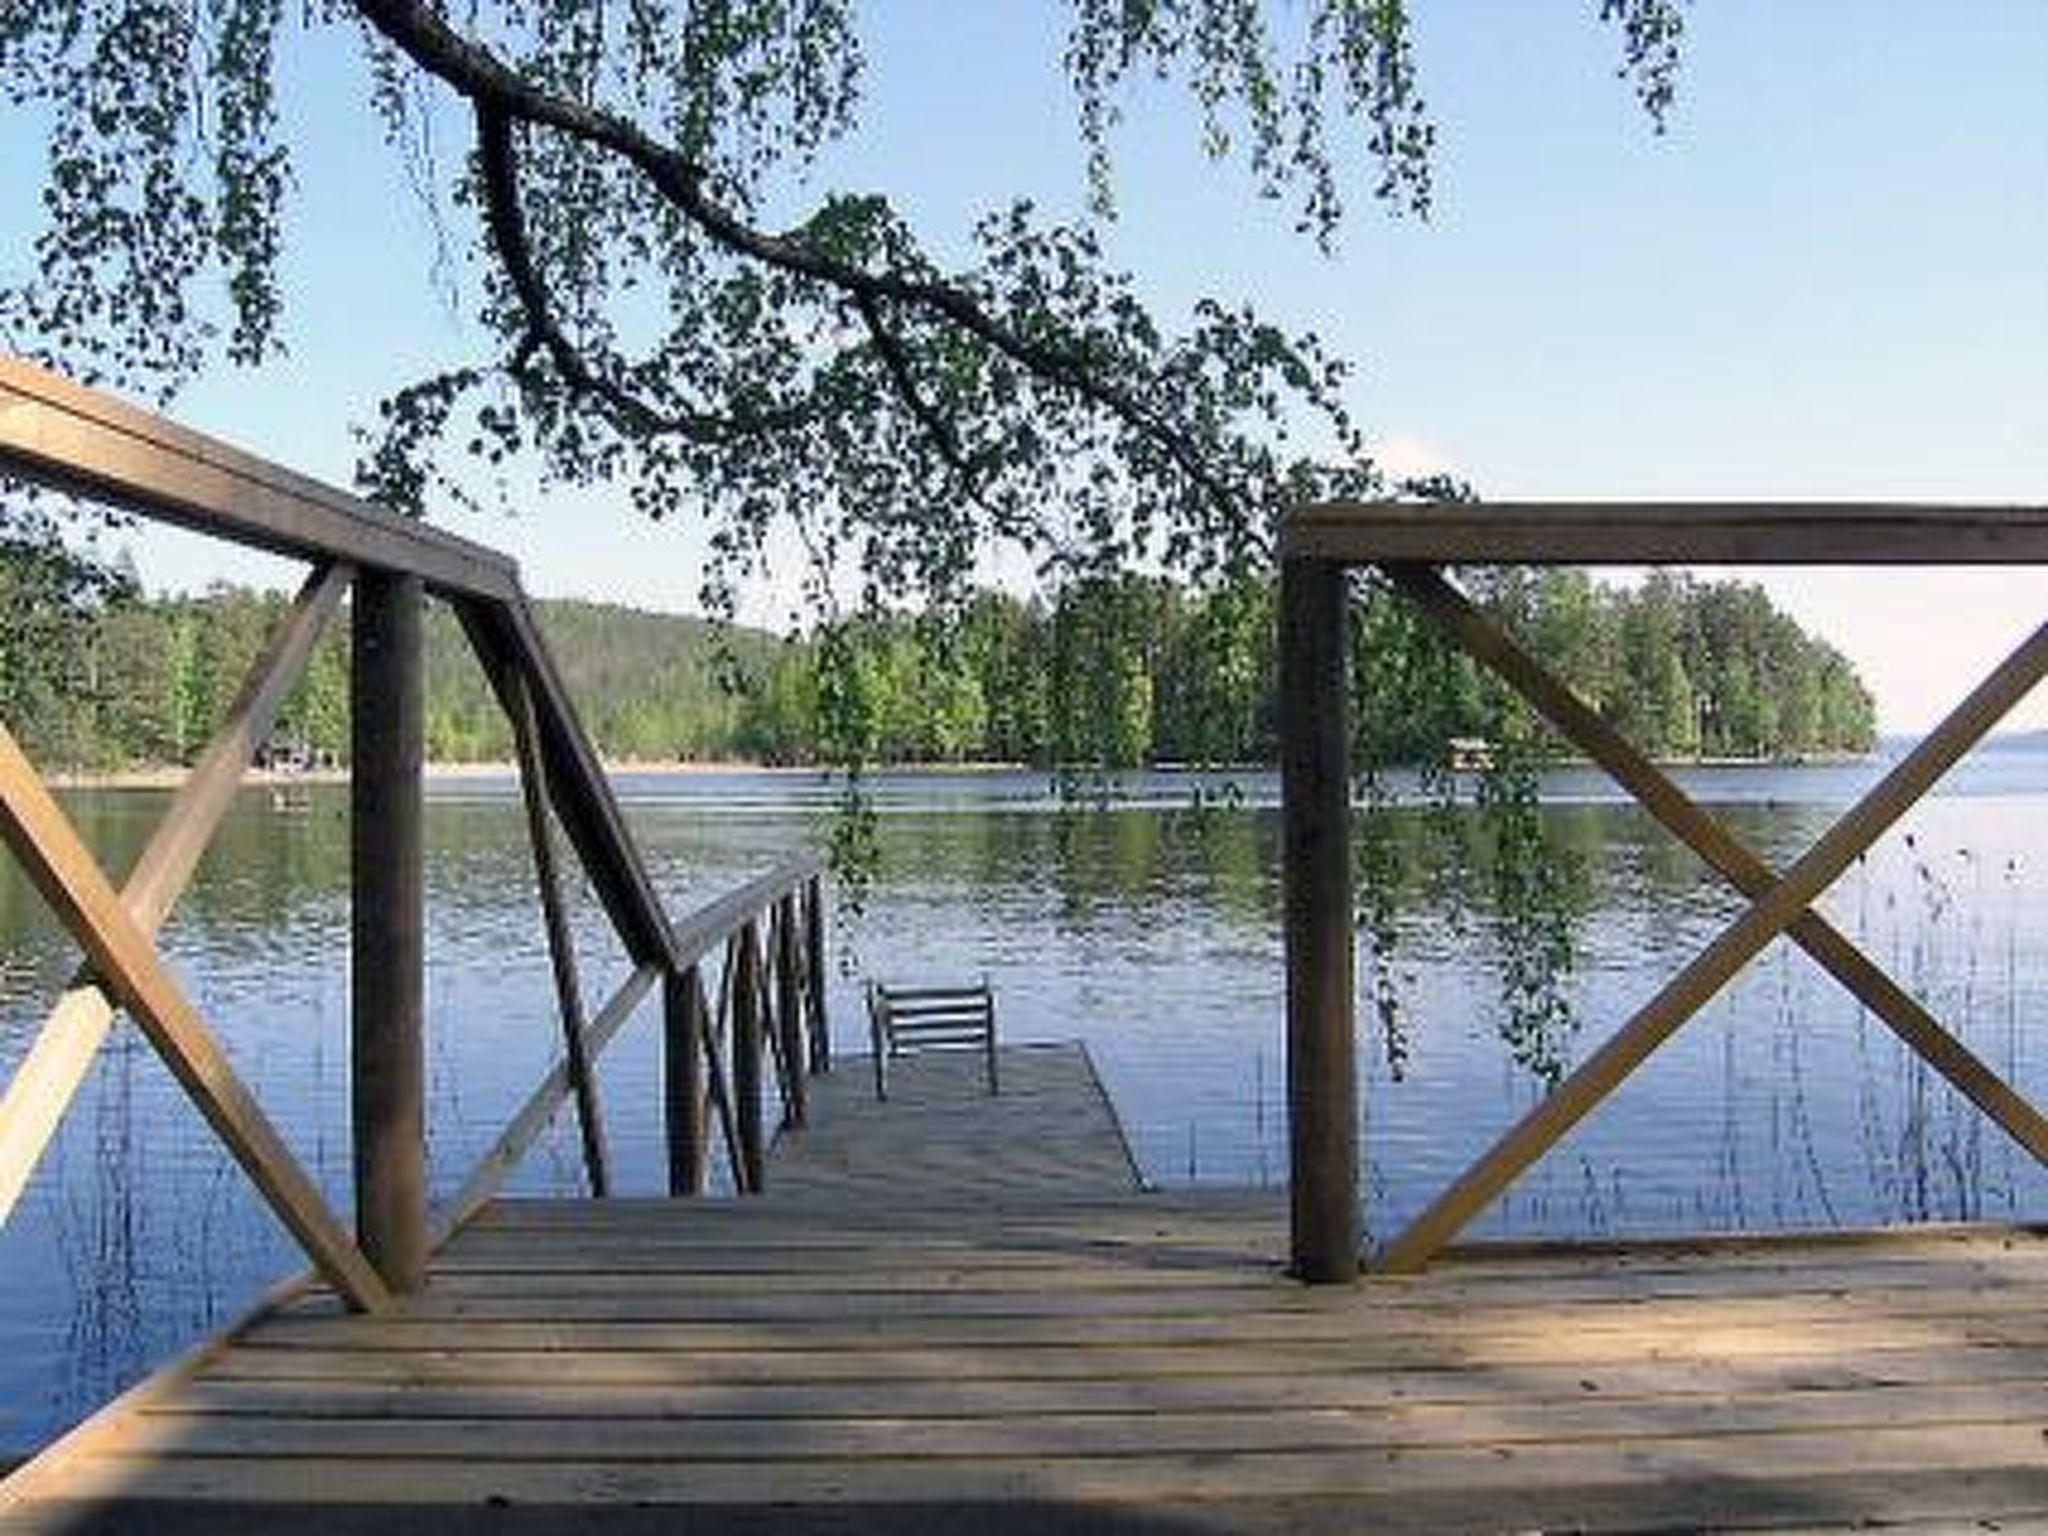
[0, 718, 390, 1314]
[0, 562, 349, 1223]
[351, 569, 428, 1296]
[9, 1018, 2042, 1533]
[0, 355, 516, 598]
[1389, 563, 2048, 1171]
[1379, 613, 2048, 1272]
[504, 664, 609, 1199]
[1283, 499, 2048, 566]
[767, 1045, 1141, 1204]
[1279, 554, 1358, 1282]
[6, 1184, 2046, 1532]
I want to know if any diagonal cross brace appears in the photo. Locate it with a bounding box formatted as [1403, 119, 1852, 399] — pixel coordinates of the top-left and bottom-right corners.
[1389, 565, 2048, 1164]
[0, 563, 352, 1225]
[1377, 572, 2048, 1273]
[502, 662, 611, 1200]
[0, 718, 391, 1311]
[692, 954, 747, 1192]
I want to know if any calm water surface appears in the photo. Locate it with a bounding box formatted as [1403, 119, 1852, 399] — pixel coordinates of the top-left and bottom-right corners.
[3, 742, 2047, 1451]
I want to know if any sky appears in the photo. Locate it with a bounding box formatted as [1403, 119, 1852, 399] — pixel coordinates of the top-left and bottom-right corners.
[7, 3, 2048, 733]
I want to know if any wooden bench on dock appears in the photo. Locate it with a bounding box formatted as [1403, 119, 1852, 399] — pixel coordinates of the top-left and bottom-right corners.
[866, 979, 999, 1099]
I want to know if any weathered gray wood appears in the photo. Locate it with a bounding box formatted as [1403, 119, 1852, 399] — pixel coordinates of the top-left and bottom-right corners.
[454, 598, 675, 972]
[360, 1253, 2048, 1309]
[25, 1426, 2048, 1513]
[0, 720, 390, 1313]
[692, 963, 747, 1194]
[275, 1272, 2048, 1330]
[733, 926, 766, 1193]
[868, 982, 998, 1100]
[195, 1320, 2048, 1385]
[1389, 563, 2048, 1168]
[1380, 613, 2048, 1272]
[0, 562, 350, 1224]
[757, 912, 795, 1117]
[774, 894, 807, 1128]
[10, 1198, 2046, 1533]
[1278, 555, 1357, 1283]
[503, 667, 608, 1199]
[663, 966, 706, 1195]
[1284, 499, 2048, 566]
[165, 1344, 2048, 1421]
[103, 1377, 2048, 1460]
[804, 875, 830, 1074]
[433, 965, 660, 1243]
[670, 852, 827, 969]
[770, 1045, 1139, 1204]
[351, 570, 428, 1296]
[0, 356, 517, 599]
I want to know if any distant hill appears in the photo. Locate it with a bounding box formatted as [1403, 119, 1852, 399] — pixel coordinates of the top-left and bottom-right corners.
[422, 598, 784, 763]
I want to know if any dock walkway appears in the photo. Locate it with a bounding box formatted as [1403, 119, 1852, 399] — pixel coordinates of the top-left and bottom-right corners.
[767, 1040, 1144, 1202]
[6, 1044, 2048, 1533]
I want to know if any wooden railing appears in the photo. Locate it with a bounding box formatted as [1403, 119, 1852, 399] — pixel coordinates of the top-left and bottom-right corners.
[0, 355, 831, 1313]
[1277, 500, 2048, 1282]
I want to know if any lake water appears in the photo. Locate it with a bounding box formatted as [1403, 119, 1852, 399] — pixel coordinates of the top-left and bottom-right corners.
[3, 743, 2048, 1453]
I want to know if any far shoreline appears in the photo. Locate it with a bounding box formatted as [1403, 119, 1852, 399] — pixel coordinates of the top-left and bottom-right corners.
[44, 758, 792, 791]
[39, 750, 1895, 793]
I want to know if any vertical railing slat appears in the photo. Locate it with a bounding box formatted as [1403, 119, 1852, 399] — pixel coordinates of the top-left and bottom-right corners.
[664, 965, 706, 1196]
[804, 876, 830, 1075]
[733, 926, 766, 1193]
[775, 894, 807, 1129]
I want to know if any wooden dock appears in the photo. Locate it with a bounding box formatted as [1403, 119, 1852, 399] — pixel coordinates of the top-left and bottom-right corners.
[5, 1043, 2048, 1533]
[766, 1041, 1144, 1203]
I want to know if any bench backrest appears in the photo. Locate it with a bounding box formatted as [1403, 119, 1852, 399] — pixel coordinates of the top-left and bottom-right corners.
[871, 983, 993, 1052]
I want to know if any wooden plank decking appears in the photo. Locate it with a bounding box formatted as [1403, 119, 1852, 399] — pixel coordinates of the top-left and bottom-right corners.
[5, 1044, 2048, 1533]
[768, 1040, 1143, 1202]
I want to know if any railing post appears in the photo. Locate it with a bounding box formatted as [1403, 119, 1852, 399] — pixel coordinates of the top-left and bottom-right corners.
[804, 875, 830, 1073]
[733, 925, 766, 1193]
[664, 965, 706, 1195]
[351, 569, 428, 1294]
[1280, 554, 1358, 1283]
[775, 893, 807, 1128]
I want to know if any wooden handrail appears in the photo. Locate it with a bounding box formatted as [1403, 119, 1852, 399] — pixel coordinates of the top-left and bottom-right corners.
[1283, 499, 2048, 565]
[0, 357, 517, 598]
[438, 856, 829, 1230]
[0, 356, 834, 1309]
[672, 854, 825, 969]
[1278, 498, 2048, 1283]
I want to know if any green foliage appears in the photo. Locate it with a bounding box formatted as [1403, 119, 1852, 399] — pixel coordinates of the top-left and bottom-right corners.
[422, 598, 773, 762]
[0, 528, 137, 769]
[0, 533, 1873, 784]
[1350, 568, 1876, 769]
[0, 563, 776, 771]
[3, 1, 1685, 601]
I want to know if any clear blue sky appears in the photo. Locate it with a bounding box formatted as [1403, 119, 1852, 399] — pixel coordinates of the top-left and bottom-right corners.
[9, 3, 2048, 732]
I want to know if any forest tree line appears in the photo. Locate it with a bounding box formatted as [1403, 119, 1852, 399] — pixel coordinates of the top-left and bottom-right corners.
[0, 544, 1874, 774]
